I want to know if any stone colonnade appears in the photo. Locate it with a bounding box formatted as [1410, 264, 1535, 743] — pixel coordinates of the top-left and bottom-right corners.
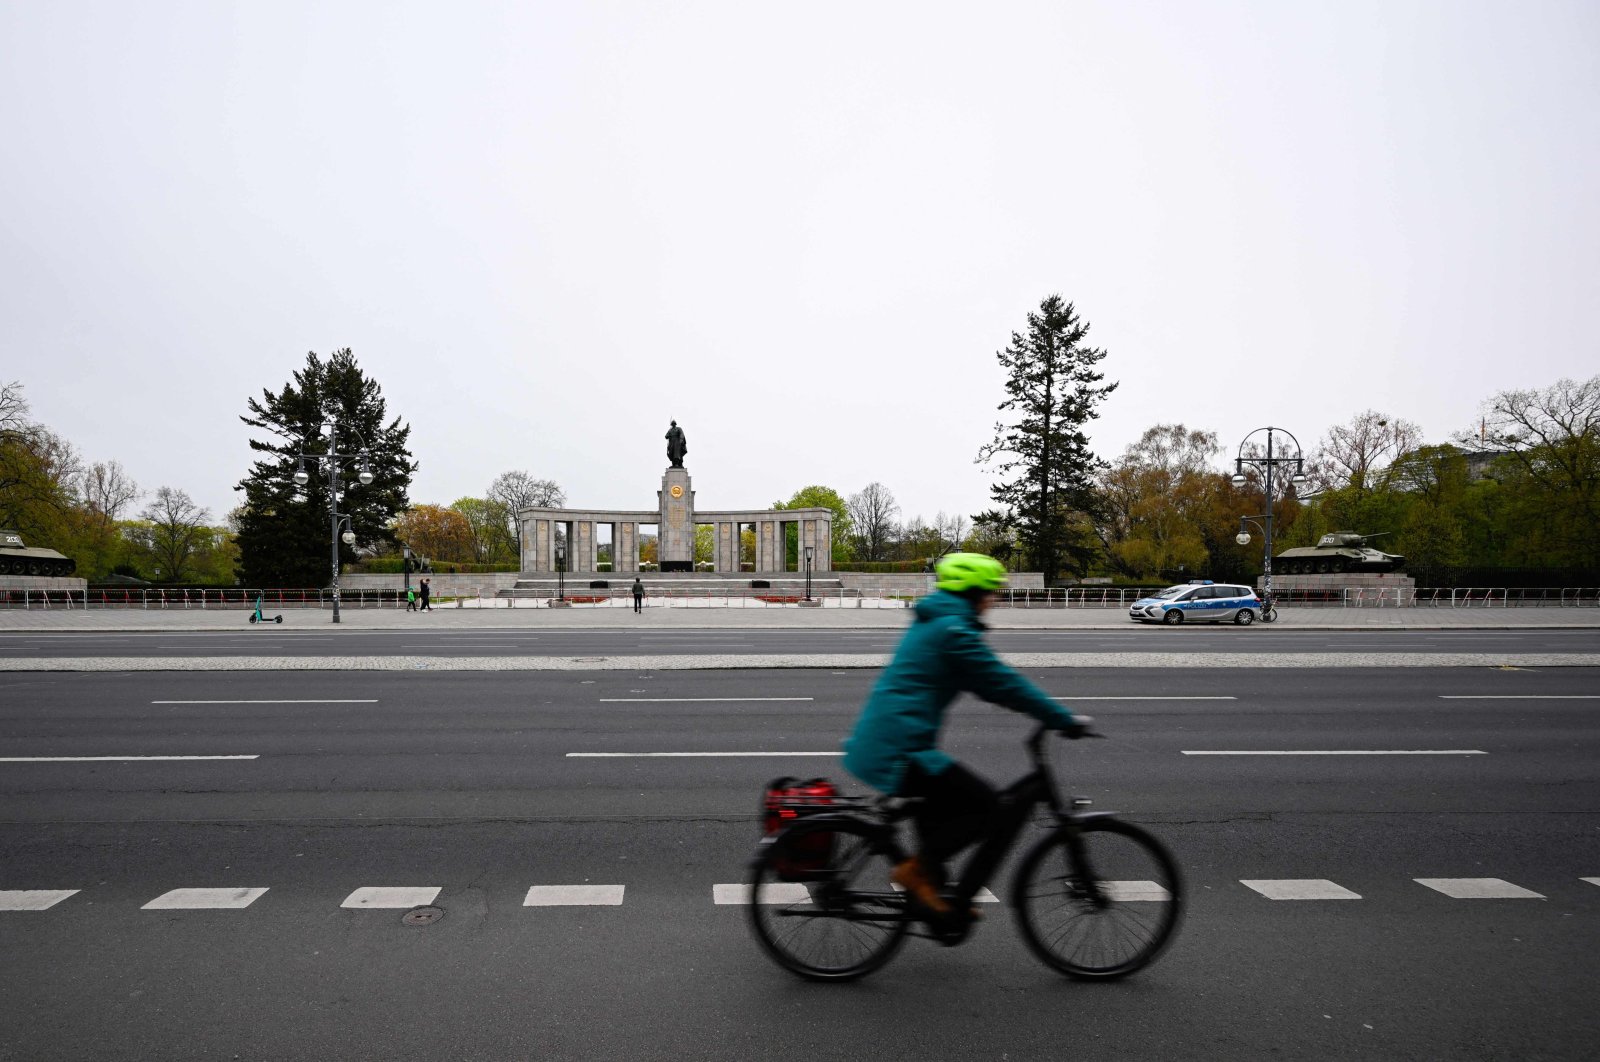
[518, 508, 832, 574]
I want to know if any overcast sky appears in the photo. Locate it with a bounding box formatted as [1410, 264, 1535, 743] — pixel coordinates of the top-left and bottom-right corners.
[3, 1, 1595, 528]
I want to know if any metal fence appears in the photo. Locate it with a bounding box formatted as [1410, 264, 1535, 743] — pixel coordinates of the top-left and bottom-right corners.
[2, 585, 1597, 610]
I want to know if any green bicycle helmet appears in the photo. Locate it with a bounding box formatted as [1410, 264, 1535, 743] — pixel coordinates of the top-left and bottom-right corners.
[935, 552, 1008, 593]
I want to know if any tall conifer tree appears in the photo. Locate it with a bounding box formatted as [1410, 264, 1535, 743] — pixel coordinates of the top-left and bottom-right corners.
[978, 296, 1117, 583]
[234, 350, 415, 586]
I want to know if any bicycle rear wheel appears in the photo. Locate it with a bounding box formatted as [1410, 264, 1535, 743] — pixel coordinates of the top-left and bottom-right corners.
[748, 818, 910, 982]
[1012, 818, 1183, 979]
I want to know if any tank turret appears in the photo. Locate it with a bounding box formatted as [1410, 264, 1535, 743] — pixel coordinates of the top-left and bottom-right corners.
[0, 530, 78, 577]
[1274, 531, 1404, 575]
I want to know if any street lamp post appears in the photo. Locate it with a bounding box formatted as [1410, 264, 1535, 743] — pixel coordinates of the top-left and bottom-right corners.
[556, 545, 566, 602]
[1229, 426, 1308, 608]
[803, 546, 814, 602]
[294, 417, 373, 624]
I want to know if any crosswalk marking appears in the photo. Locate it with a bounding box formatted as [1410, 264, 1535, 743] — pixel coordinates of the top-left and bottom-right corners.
[1415, 878, 1544, 899]
[523, 885, 625, 906]
[1241, 879, 1362, 900]
[142, 888, 268, 910]
[0, 890, 79, 911]
[340, 887, 441, 909]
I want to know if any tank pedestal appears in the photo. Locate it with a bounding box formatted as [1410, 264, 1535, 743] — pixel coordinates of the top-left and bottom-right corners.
[1262, 572, 1416, 606]
[0, 576, 88, 591]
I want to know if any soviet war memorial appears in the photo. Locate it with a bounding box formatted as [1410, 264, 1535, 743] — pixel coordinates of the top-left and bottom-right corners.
[2, 5, 1598, 1062]
[516, 420, 834, 577]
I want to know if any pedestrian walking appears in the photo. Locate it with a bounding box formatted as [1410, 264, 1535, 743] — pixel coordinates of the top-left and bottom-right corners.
[420, 578, 433, 612]
[406, 585, 418, 612]
[631, 577, 644, 613]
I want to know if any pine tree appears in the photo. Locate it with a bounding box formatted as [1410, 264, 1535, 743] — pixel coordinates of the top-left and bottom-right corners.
[234, 350, 415, 586]
[977, 296, 1117, 583]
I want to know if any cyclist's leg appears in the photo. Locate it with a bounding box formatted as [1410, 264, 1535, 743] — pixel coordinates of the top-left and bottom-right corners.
[897, 762, 999, 909]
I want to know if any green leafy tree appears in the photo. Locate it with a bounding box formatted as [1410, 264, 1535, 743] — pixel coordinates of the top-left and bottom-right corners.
[772, 485, 854, 564]
[450, 497, 515, 563]
[234, 350, 414, 586]
[129, 487, 211, 583]
[978, 296, 1117, 583]
[0, 380, 79, 541]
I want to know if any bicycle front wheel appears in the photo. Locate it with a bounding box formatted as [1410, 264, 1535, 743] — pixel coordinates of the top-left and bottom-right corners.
[748, 818, 910, 982]
[1012, 818, 1183, 979]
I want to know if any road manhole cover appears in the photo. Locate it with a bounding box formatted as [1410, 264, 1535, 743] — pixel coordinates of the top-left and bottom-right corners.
[402, 905, 444, 926]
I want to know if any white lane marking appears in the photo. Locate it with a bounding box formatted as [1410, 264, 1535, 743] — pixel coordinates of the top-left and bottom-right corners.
[1181, 750, 1486, 756]
[402, 644, 522, 648]
[974, 887, 1000, 903]
[568, 751, 838, 758]
[341, 886, 441, 909]
[597, 697, 814, 703]
[715, 883, 809, 904]
[0, 755, 260, 762]
[142, 888, 268, 910]
[1415, 878, 1544, 899]
[1438, 695, 1600, 700]
[1098, 880, 1173, 901]
[1582, 877, 1600, 888]
[1241, 879, 1362, 900]
[152, 699, 378, 704]
[1053, 696, 1237, 701]
[0, 890, 79, 911]
[523, 885, 625, 906]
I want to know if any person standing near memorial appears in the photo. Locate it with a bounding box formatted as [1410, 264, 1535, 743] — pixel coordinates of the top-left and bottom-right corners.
[420, 578, 433, 612]
[631, 577, 644, 613]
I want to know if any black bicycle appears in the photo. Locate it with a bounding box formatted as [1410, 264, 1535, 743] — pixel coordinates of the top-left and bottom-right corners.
[747, 726, 1183, 982]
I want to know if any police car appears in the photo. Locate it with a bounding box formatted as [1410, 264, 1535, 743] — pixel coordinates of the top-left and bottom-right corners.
[1128, 581, 1264, 625]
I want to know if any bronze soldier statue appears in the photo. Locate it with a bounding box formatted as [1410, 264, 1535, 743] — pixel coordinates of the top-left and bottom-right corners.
[666, 420, 688, 469]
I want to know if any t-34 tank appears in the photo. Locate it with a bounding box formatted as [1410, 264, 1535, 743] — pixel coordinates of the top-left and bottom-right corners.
[0, 529, 77, 576]
[1275, 532, 1404, 575]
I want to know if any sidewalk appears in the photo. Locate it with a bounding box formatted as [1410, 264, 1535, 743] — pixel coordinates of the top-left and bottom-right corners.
[1, 602, 1596, 631]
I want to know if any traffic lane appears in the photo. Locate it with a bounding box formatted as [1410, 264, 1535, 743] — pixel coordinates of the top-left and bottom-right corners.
[1, 627, 1597, 657]
[1, 668, 1596, 822]
[0, 819, 1596, 1061]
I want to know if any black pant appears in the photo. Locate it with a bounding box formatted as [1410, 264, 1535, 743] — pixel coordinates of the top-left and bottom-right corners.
[898, 761, 999, 878]
[633, 594, 642, 613]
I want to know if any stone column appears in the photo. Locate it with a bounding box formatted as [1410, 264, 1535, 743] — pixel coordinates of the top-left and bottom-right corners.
[575, 521, 594, 572]
[816, 519, 832, 571]
[658, 469, 695, 571]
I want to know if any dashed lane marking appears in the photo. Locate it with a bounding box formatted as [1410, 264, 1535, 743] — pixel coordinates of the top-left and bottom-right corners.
[142, 888, 269, 910]
[523, 885, 626, 906]
[1415, 878, 1544, 899]
[1438, 695, 1600, 700]
[1583, 878, 1600, 888]
[0, 755, 259, 763]
[151, 699, 378, 704]
[0, 890, 79, 911]
[1053, 696, 1237, 701]
[1242, 879, 1362, 900]
[715, 883, 806, 904]
[340, 887, 441, 909]
[568, 751, 838, 758]
[598, 697, 815, 703]
[1098, 881, 1174, 901]
[1181, 750, 1486, 756]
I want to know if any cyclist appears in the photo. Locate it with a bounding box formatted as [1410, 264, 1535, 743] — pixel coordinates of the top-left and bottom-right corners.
[842, 552, 1088, 918]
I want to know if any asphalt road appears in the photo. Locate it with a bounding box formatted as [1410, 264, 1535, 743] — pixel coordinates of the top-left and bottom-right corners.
[2, 666, 1597, 1060]
[2, 626, 1597, 658]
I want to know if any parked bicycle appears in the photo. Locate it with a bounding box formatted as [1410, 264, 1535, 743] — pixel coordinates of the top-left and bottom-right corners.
[747, 725, 1183, 982]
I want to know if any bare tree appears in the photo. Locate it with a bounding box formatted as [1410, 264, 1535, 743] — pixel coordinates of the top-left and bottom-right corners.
[0, 381, 80, 532]
[137, 487, 211, 582]
[846, 482, 899, 561]
[1308, 410, 1422, 495]
[933, 511, 970, 557]
[487, 471, 564, 567]
[78, 460, 142, 530]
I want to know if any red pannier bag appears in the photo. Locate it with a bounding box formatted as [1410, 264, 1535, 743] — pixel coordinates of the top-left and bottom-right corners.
[761, 776, 839, 882]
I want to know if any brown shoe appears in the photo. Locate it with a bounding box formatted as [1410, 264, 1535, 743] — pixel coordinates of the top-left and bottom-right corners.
[892, 857, 952, 916]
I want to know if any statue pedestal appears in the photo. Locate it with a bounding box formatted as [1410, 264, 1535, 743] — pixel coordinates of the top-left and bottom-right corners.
[658, 468, 695, 573]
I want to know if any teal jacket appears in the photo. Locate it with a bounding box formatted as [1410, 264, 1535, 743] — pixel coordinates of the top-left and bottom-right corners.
[842, 591, 1078, 794]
